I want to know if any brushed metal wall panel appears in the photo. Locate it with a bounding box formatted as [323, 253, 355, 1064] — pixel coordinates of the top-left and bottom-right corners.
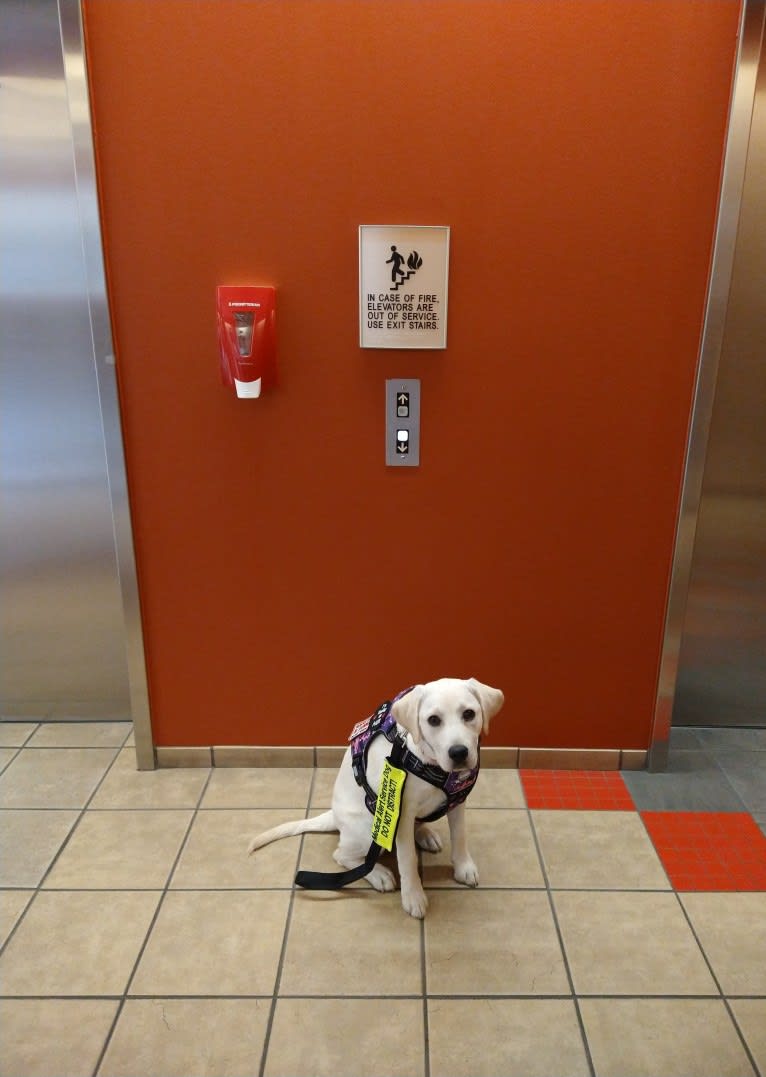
[673, 36, 766, 729]
[650, 0, 765, 765]
[0, 0, 129, 718]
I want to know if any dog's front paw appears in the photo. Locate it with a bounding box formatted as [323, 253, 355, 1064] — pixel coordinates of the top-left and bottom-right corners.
[453, 857, 479, 887]
[415, 825, 443, 853]
[366, 864, 397, 892]
[401, 885, 429, 919]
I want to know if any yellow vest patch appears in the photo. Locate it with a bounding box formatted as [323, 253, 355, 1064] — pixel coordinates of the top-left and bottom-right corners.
[371, 759, 406, 851]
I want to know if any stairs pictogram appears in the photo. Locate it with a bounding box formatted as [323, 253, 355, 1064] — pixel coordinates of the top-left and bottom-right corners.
[391, 251, 423, 292]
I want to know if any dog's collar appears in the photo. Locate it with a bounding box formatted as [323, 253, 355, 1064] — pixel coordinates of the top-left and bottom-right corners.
[349, 689, 480, 823]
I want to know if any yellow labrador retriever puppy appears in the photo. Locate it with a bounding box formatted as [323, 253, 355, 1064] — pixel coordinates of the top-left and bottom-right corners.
[248, 677, 504, 918]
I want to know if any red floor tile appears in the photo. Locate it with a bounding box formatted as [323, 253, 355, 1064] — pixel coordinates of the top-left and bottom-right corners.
[520, 770, 635, 810]
[642, 811, 766, 891]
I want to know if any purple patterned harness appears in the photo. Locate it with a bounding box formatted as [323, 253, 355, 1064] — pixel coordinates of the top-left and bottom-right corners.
[349, 688, 480, 824]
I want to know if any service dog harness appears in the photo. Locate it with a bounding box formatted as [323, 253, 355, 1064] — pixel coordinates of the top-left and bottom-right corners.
[294, 688, 480, 890]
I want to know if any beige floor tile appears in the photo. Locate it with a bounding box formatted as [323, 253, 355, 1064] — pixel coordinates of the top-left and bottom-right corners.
[681, 892, 766, 994]
[98, 998, 270, 1077]
[280, 890, 422, 996]
[0, 999, 118, 1077]
[264, 998, 424, 1077]
[28, 722, 131, 748]
[201, 767, 313, 809]
[308, 767, 338, 809]
[0, 809, 79, 886]
[0, 723, 38, 747]
[532, 810, 670, 889]
[554, 891, 717, 995]
[90, 747, 209, 809]
[428, 999, 589, 1077]
[0, 749, 16, 773]
[171, 809, 302, 888]
[581, 998, 756, 1077]
[420, 810, 544, 888]
[130, 890, 289, 995]
[730, 1000, 766, 1077]
[470, 767, 526, 808]
[0, 890, 33, 947]
[43, 810, 192, 889]
[0, 748, 118, 808]
[0, 890, 160, 995]
[425, 890, 569, 995]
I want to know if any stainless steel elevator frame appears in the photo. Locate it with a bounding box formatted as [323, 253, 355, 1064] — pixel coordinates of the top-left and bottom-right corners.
[59, 0, 154, 767]
[649, 0, 766, 769]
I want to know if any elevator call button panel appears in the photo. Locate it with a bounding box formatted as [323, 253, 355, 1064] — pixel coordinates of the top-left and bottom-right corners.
[386, 379, 420, 467]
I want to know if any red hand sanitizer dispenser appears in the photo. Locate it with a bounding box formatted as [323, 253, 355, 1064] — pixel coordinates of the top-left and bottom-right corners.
[216, 285, 277, 398]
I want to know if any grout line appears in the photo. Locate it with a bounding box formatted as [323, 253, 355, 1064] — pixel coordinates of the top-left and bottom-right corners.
[0, 719, 130, 726]
[4, 744, 132, 751]
[89, 766, 215, 1077]
[728, 1004, 764, 1077]
[418, 844, 430, 1077]
[6, 883, 699, 894]
[525, 802, 597, 1077]
[0, 804, 538, 812]
[708, 962, 762, 1076]
[0, 804, 320, 812]
[671, 888, 762, 1077]
[0, 745, 21, 775]
[0, 995, 129, 1002]
[257, 766, 319, 1077]
[6, 884, 762, 897]
[2, 992, 766, 1002]
[425, 992, 732, 1000]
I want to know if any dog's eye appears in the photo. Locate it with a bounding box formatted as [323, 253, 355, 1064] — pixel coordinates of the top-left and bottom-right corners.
[427, 715, 442, 727]
[462, 709, 476, 722]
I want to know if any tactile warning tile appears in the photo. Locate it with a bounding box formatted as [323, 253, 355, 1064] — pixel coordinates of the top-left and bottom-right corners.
[641, 812, 766, 891]
[520, 770, 635, 811]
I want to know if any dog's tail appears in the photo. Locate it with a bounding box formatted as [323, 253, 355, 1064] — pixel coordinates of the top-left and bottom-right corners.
[247, 810, 337, 855]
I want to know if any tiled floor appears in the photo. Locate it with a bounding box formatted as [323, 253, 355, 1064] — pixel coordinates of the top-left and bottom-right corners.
[0, 721, 765, 1077]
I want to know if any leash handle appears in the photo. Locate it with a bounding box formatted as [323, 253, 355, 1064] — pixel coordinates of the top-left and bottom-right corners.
[294, 840, 381, 891]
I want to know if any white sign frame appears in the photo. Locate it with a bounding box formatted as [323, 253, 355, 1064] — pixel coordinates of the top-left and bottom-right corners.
[359, 225, 450, 349]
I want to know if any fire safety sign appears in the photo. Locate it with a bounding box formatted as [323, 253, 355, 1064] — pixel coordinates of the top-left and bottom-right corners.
[359, 225, 449, 349]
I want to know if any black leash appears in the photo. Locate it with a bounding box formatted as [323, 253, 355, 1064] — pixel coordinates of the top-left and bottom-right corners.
[294, 735, 408, 891]
[294, 840, 383, 891]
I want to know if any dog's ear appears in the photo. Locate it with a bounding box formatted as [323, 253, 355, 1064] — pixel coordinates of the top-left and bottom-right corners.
[466, 678, 504, 735]
[391, 685, 424, 741]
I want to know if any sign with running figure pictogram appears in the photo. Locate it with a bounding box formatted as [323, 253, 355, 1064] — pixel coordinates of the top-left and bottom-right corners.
[359, 225, 449, 349]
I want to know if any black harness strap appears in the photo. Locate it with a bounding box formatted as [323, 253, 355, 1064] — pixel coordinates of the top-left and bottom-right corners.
[352, 701, 480, 824]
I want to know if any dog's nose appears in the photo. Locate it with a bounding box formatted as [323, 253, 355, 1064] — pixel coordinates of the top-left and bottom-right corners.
[448, 744, 469, 764]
